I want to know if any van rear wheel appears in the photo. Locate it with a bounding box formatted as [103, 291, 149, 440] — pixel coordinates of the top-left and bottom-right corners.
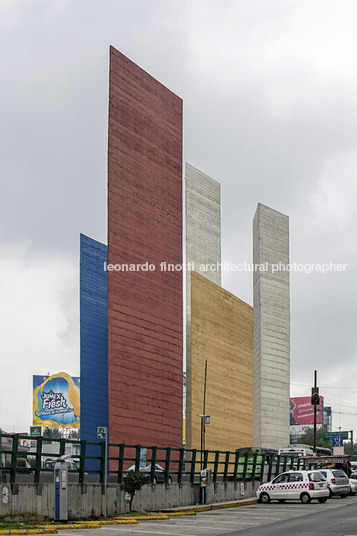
[300, 493, 311, 504]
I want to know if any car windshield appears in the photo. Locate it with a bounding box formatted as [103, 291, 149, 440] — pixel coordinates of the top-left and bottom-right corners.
[308, 471, 325, 482]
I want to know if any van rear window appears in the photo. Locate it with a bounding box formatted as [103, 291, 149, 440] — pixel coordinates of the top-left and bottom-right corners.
[308, 471, 325, 482]
[332, 470, 347, 478]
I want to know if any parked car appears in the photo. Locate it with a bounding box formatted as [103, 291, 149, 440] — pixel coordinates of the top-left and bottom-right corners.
[43, 459, 80, 471]
[123, 463, 172, 484]
[317, 469, 350, 498]
[257, 470, 329, 504]
[349, 462, 357, 478]
[349, 478, 357, 495]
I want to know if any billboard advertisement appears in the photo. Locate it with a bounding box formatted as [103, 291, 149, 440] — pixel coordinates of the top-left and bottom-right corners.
[33, 373, 80, 428]
[290, 396, 323, 425]
[290, 423, 322, 440]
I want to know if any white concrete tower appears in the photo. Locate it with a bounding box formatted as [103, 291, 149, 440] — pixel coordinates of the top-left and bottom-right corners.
[185, 163, 221, 448]
[253, 203, 290, 450]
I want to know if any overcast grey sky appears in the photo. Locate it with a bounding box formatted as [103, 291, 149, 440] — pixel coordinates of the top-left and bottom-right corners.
[1, 0, 356, 436]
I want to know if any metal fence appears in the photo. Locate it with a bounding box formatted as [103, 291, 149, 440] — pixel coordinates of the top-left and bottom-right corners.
[0, 433, 306, 485]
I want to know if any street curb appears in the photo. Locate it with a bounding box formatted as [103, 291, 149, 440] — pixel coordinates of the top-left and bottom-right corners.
[99, 520, 138, 525]
[0, 531, 58, 535]
[211, 499, 257, 509]
[51, 526, 101, 531]
[166, 512, 196, 516]
[113, 515, 170, 521]
[162, 498, 257, 513]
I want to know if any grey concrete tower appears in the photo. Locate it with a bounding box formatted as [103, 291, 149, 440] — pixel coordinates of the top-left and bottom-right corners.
[185, 163, 221, 448]
[253, 203, 290, 450]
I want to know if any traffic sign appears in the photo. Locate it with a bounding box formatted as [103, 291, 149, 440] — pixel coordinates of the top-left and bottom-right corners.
[332, 434, 343, 447]
[323, 431, 349, 440]
[97, 426, 107, 440]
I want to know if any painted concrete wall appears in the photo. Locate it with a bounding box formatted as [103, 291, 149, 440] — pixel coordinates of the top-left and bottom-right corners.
[185, 164, 221, 449]
[0, 481, 259, 519]
[107, 47, 183, 448]
[189, 272, 253, 452]
[80, 234, 108, 469]
[253, 203, 290, 450]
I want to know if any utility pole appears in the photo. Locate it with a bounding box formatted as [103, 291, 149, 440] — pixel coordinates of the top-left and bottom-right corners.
[311, 370, 320, 454]
[203, 360, 207, 458]
[198, 360, 208, 469]
[351, 430, 354, 456]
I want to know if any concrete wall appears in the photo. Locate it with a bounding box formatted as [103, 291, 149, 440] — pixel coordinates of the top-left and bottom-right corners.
[189, 272, 253, 452]
[0, 481, 259, 519]
[185, 164, 221, 449]
[107, 47, 183, 448]
[80, 235, 108, 470]
[253, 203, 290, 450]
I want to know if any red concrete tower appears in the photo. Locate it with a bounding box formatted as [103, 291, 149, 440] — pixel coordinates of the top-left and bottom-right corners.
[107, 47, 183, 448]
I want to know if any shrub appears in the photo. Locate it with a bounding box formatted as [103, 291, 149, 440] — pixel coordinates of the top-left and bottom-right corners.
[121, 472, 148, 511]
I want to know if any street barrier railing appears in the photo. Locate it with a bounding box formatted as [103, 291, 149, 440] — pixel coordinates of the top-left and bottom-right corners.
[0, 432, 308, 485]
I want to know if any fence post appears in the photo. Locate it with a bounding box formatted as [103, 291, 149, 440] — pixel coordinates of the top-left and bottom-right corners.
[223, 451, 230, 482]
[165, 447, 171, 484]
[150, 446, 157, 483]
[234, 450, 240, 480]
[243, 452, 249, 481]
[190, 450, 197, 484]
[213, 451, 219, 484]
[203, 449, 209, 468]
[59, 438, 66, 457]
[79, 440, 86, 485]
[10, 435, 19, 484]
[99, 441, 106, 485]
[34, 436, 43, 484]
[259, 453, 266, 481]
[252, 452, 258, 480]
[118, 444, 125, 484]
[135, 445, 141, 472]
[178, 448, 184, 485]
[267, 454, 274, 482]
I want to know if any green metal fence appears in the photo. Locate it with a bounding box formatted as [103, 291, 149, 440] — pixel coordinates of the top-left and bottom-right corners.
[0, 433, 304, 485]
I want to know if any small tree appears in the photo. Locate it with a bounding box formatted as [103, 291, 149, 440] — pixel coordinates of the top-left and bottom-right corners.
[43, 427, 62, 439]
[121, 472, 148, 512]
[68, 429, 80, 440]
[297, 427, 333, 450]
